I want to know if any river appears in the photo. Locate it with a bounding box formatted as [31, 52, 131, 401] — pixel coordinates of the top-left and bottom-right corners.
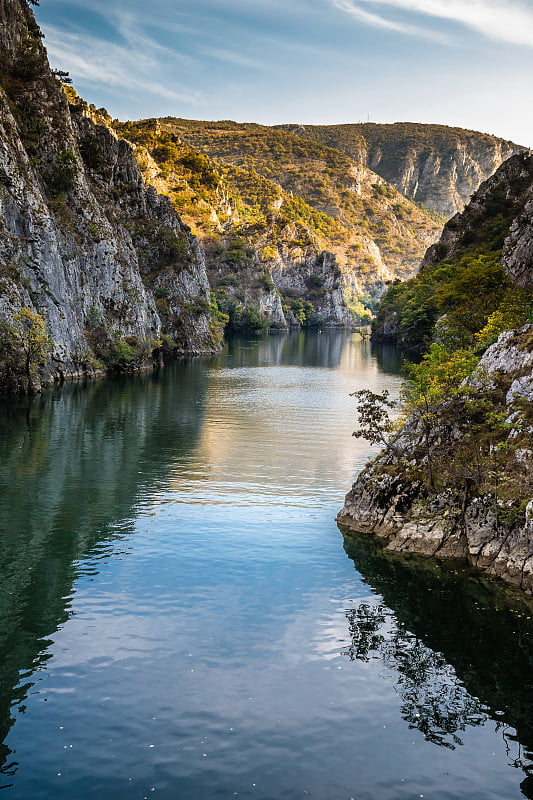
[0, 331, 532, 800]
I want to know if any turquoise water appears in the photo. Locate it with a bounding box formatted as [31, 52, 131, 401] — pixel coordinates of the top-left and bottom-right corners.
[0, 331, 532, 800]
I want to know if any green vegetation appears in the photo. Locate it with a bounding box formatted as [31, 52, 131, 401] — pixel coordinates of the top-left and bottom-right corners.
[214, 290, 268, 332]
[374, 252, 527, 352]
[85, 321, 157, 372]
[11, 38, 47, 80]
[108, 116, 440, 328]
[78, 133, 110, 177]
[47, 151, 77, 197]
[353, 341, 531, 512]
[375, 155, 533, 353]
[357, 153, 533, 517]
[0, 308, 53, 386]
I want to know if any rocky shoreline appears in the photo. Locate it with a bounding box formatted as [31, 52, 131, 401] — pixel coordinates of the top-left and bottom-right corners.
[338, 324, 533, 594]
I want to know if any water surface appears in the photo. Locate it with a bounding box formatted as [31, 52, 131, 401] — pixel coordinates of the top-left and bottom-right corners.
[0, 331, 532, 800]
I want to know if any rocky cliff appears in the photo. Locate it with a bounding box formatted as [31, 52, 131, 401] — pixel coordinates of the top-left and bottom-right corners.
[338, 152, 533, 594]
[0, 0, 221, 393]
[338, 326, 533, 592]
[107, 117, 353, 330]
[278, 122, 522, 218]
[140, 118, 440, 325]
[373, 152, 533, 352]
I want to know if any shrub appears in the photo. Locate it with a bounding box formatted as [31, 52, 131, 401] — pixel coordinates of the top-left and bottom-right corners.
[11, 308, 51, 381]
[307, 274, 325, 289]
[260, 246, 278, 261]
[11, 38, 47, 79]
[48, 151, 77, 197]
[260, 272, 275, 291]
[217, 275, 240, 288]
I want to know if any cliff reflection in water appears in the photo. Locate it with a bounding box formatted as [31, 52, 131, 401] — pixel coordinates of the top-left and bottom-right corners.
[0, 362, 210, 780]
[341, 529, 533, 797]
[224, 329, 351, 369]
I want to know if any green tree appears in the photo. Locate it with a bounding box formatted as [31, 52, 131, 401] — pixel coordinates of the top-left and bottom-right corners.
[12, 308, 51, 383]
[351, 389, 400, 457]
[401, 345, 480, 491]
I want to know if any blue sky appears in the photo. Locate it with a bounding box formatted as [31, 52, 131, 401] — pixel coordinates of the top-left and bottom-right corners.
[35, 0, 533, 146]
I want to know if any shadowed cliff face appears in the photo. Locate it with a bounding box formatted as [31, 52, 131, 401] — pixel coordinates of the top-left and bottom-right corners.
[341, 530, 533, 798]
[0, 0, 219, 393]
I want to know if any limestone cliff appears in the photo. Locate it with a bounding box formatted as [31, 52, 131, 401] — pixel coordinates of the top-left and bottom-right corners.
[278, 122, 522, 218]
[338, 152, 533, 594]
[0, 0, 220, 393]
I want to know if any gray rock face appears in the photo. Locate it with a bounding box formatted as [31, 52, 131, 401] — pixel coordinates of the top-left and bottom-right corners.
[364, 134, 519, 218]
[271, 249, 353, 328]
[206, 226, 353, 331]
[503, 198, 533, 290]
[422, 152, 533, 269]
[0, 0, 218, 391]
[338, 325, 533, 593]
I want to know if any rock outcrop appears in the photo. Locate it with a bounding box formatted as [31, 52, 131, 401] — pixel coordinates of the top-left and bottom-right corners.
[338, 325, 533, 592]
[0, 0, 220, 392]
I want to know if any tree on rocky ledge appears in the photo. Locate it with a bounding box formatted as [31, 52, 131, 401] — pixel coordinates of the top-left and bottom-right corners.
[11, 308, 51, 386]
[352, 343, 516, 498]
[351, 388, 401, 457]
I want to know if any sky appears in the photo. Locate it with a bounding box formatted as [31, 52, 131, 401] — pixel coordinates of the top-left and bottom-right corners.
[34, 0, 533, 146]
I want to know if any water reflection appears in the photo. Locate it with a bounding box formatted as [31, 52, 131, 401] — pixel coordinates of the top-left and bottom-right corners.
[221, 331, 404, 374]
[223, 329, 351, 369]
[343, 602, 487, 748]
[0, 331, 530, 800]
[0, 331, 383, 785]
[340, 528, 533, 794]
[0, 363, 210, 780]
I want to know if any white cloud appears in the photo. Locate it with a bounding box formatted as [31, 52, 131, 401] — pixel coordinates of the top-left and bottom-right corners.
[42, 24, 204, 106]
[333, 0, 533, 47]
[332, 0, 444, 38]
[199, 46, 262, 69]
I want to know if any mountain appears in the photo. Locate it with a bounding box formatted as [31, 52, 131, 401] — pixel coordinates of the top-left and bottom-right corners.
[338, 151, 533, 594]
[277, 122, 522, 217]
[0, 0, 525, 390]
[111, 116, 443, 327]
[106, 116, 353, 330]
[0, 0, 223, 393]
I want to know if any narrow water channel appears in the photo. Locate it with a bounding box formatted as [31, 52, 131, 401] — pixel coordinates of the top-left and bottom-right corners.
[0, 331, 531, 800]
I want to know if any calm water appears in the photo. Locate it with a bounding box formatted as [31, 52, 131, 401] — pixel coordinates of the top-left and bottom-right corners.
[0, 331, 532, 800]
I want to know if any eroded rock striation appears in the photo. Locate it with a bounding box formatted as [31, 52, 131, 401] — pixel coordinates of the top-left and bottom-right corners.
[0, 0, 220, 393]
